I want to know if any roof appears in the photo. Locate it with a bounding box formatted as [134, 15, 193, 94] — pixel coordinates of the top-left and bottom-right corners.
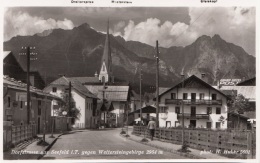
[68, 77, 100, 84]
[219, 90, 238, 96]
[219, 86, 255, 101]
[3, 75, 61, 101]
[237, 77, 256, 86]
[159, 75, 229, 99]
[48, 77, 97, 99]
[85, 85, 129, 101]
[3, 51, 11, 59]
[130, 105, 156, 114]
[242, 111, 256, 119]
[228, 112, 249, 120]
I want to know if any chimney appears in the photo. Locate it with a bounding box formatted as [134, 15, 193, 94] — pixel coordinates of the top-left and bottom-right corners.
[94, 71, 98, 77]
[201, 73, 208, 83]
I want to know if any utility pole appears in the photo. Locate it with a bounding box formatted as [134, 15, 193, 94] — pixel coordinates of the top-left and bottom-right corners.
[43, 72, 47, 142]
[68, 81, 71, 117]
[139, 67, 142, 126]
[19, 46, 37, 124]
[181, 74, 185, 145]
[155, 40, 159, 127]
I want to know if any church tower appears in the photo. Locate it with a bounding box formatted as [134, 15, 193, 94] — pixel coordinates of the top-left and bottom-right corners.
[99, 20, 113, 83]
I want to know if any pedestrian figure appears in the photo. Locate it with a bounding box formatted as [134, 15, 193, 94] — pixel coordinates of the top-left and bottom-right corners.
[147, 117, 156, 141]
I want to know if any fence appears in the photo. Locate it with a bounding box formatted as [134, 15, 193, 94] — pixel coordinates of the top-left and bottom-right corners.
[11, 124, 37, 146]
[133, 126, 256, 159]
[3, 122, 37, 151]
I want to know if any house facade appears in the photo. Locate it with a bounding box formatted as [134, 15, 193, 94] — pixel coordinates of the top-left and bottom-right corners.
[158, 75, 229, 129]
[44, 76, 98, 129]
[3, 75, 62, 134]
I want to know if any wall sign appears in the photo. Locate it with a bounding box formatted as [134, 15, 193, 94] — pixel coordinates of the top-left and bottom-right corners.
[219, 79, 241, 86]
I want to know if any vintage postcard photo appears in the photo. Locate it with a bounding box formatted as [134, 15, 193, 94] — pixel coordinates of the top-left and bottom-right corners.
[2, 1, 258, 162]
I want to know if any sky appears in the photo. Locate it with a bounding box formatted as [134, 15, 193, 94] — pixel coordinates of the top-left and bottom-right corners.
[4, 7, 256, 56]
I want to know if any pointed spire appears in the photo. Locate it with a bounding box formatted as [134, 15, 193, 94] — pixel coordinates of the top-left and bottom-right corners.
[99, 18, 113, 83]
[107, 18, 110, 35]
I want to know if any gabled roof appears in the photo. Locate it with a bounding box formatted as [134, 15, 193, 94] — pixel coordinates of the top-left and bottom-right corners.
[68, 77, 100, 84]
[237, 77, 256, 86]
[159, 75, 229, 99]
[4, 75, 62, 101]
[85, 85, 129, 101]
[3, 51, 12, 59]
[242, 111, 256, 119]
[219, 86, 255, 101]
[48, 77, 97, 99]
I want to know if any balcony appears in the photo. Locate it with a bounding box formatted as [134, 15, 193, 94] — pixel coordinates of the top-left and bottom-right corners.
[177, 113, 209, 120]
[165, 99, 222, 105]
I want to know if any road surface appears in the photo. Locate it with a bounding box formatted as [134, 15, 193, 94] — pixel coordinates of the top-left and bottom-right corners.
[42, 128, 187, 160]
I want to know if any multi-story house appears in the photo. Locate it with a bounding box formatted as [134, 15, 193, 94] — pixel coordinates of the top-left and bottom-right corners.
[44, 76, 98, 129]
[158, 75, 229, 129]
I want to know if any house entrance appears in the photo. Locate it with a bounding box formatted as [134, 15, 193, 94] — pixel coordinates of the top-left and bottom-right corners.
[190, 120, 196, 128]
[37, 117, 40, 134]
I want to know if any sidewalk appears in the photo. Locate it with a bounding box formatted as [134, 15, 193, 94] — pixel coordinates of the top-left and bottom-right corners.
[4, 132, 64, 160]
[124, 126, 229, 159]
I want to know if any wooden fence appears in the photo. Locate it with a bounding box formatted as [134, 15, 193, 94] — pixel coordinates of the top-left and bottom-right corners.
[11, 124, 37, 146]
[133, 126, 256, 159]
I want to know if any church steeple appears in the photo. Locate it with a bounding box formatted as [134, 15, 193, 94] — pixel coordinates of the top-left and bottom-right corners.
[99, 19, 113, 83]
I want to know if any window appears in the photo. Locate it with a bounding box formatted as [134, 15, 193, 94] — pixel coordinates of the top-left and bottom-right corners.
[52, 87, 57, 92]
[8, 96, 11, 108]
[199, 93, 204, 100]
[138, 114, 140, 117]
[20, 101, 23, 109]
[171, 93, 176, 99]
[216, 122, 221, 129]
[207, 107, 212, 114]
[212, 94, 217, 100]
[7, 115, 12, 121]
[175, 107, 180, 114]
[160, 106, 168, 113]
[206, 122, 212, 128]
[183, 93, 188, 100]
[216, 107, 221, 114]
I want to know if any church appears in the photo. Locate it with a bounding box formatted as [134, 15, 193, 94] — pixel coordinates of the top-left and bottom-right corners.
[68, 20, 130, 128]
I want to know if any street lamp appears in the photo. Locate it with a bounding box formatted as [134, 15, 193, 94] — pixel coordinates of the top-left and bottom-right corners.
[181, 74, 185, 145]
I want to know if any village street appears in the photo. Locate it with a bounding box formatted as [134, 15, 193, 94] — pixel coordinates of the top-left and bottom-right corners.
[41, 128, 187, 160]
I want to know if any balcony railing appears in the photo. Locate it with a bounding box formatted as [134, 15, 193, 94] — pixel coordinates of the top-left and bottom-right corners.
[165, 99, 222, 105]
[177, 113, 209, 120]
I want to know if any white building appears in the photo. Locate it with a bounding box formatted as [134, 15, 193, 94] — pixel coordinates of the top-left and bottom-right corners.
[44, 76, 98, 129]
[158, 75, 229, 129]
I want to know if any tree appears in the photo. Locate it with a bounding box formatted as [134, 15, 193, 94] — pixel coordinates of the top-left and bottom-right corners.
[227, 94, 251, 114]
[59, 92, 81, 125]
[227, 94, 251, 129]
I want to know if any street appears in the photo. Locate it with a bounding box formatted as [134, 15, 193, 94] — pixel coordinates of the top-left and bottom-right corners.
[42, 128, 187, 159]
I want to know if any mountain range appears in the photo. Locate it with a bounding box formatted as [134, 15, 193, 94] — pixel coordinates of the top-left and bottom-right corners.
[3, 23, 255, 92]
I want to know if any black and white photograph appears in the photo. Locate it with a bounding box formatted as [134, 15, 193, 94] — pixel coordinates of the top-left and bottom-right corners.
[2, 2, 258, 162]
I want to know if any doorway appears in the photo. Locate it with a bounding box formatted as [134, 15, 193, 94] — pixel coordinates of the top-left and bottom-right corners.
[191, 106, 196, 117]
[166, 121, 171, 128]
[190, 120, 196, 128]
[191, 93, 196, 102]
[37, 117, 40, 134]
